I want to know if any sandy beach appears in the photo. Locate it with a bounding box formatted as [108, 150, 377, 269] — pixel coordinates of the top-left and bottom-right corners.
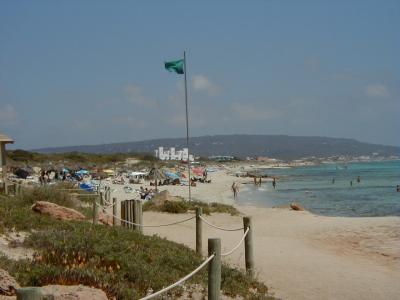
[106, 169, 400, 300]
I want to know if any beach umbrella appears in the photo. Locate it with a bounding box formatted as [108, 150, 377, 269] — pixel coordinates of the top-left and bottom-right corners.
[76, 169, 89, 175]
[164, 171, 180, 180]
[15, 168, 30, 179]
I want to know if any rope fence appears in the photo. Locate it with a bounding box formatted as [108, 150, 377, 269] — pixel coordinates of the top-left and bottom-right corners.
[199, 215, 244, 231]
[221, 227, 249, 256]
[140, 254, 215, 300]
[91, 195, 255, 298]
[97, 203, 195, 228]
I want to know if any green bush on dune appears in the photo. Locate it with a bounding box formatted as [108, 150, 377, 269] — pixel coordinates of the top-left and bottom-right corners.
[143, 199, 240, 216]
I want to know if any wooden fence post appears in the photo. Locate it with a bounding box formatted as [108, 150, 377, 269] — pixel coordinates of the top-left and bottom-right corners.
[243, 216, 254, 278]
[121, 200, 126, 227]
[16, 287, 43, 300]
[137, 199, 143, 233]
[196, 207, 202, 255]
[133, 200, 139, 230]
[112, 197, 117, 226]
[92, 195, 99, 225]
[208, 238, 221, 300]
[99, 192, 104, 211]
[127, 200, 132, 229]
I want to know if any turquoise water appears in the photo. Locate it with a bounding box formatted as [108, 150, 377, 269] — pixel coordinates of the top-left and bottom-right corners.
[237, 160, 400, 217]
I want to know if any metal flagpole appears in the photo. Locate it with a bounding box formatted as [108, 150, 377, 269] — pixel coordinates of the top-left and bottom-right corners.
[183, 51, 192, 201]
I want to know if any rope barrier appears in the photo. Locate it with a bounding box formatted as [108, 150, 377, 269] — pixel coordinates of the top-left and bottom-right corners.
[140, 254, 215, 300]
[221, 227, 249, 257]
[96, 202, 115, 209]
[98, 201, 116, 208]
[199, 215, 244, 232]
[96, 205, 195, 228]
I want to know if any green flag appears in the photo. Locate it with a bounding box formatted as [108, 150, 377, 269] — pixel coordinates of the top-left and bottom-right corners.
[165, 59, 184, 74]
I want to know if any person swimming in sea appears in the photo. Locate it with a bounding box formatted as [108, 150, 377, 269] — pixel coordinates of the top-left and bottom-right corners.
[332, 178, 335, 184]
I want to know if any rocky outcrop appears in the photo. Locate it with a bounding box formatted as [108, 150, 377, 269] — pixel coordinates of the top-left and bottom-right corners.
[0, 269, 20, 296]
[290, 202, 305, 211]
[31, 201, 86, 221]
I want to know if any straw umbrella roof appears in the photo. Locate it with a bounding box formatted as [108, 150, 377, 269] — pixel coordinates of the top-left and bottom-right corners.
[0, 132, 14, 144]
[148, 167, 166, 180]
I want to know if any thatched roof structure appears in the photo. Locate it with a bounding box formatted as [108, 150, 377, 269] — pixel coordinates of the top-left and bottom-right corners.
[0, 132, 14, 144]
[147, 167, 166, 180]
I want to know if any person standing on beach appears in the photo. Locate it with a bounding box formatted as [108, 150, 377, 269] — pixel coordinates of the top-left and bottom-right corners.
[332, 178, 335, 184]
[254, 177, 257, 185]
[350, 181, 353, 186]
[272, 177, 276, 189]
[357, 176, 361, 183]
[232, 181, 239, 197]
[259, 177, 262, 186]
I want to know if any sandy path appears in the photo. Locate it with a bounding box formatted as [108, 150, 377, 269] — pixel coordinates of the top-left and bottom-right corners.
[141, 207, 400, 300]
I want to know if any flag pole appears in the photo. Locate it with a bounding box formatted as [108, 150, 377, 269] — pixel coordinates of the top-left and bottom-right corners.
[183, 50, 192, 201]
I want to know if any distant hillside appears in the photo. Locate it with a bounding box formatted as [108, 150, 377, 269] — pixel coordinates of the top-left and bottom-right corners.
[34, 135, 400, 160]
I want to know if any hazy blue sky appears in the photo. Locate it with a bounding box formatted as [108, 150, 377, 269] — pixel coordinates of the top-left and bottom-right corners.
[1, 1, 399, 149]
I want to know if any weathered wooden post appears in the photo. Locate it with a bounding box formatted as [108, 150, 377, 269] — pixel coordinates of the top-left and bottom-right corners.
[16, 287, 43, 300]
[136, 199, 143, 233]
[99, 192, 104, 211]
[112, 197, 117, 226]
[132, 200, 141, 232]
[120, 200, 126, 227]
[92, 195, 99, 225]
[243, 216, 254, 278]
[196, 207, 202, 255]
[208, 238, 221, 300]
[127, 200, 132, 229]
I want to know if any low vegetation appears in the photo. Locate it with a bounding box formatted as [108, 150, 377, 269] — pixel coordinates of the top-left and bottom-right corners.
[143, 199, 240, 216]
[0, 189, 271, 299]
[0, 184, 92, 234]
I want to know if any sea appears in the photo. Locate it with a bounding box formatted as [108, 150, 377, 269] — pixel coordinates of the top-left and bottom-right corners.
[237, 160, 400, 217]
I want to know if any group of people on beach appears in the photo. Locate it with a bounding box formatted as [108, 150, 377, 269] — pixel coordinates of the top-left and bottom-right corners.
[139, 186, 155, 200]
[39, 169, 69, 185]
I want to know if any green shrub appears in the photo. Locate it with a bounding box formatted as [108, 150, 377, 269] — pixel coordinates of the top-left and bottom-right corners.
[18, 186, 74, 208]
[143, 199, 239, 216]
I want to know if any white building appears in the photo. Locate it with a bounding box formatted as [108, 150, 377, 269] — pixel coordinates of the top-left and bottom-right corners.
[154, 147, 194, 161]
